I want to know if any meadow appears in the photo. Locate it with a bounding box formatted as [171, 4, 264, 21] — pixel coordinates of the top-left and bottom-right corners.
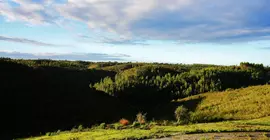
[24, 114, 270, 140]
[24, 85, 270, 140]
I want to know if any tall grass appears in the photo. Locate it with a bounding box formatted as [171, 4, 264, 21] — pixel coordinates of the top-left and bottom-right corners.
[178, 85, 270, 122]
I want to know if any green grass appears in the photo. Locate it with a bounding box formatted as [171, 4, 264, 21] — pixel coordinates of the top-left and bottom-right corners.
[235, 116, 270, 126]
[23, 117, 270, 140]
[23, 85, 270, 140]
[178, 85, 270, 121]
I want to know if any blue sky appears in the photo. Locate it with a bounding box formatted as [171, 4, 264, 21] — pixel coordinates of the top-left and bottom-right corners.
[1, 0, 270, 65]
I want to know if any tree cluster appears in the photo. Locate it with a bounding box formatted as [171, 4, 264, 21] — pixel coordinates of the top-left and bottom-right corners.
[93, 63, 269, 104]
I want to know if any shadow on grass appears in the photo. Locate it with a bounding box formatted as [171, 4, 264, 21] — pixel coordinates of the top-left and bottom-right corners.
[148, 96, 204, 121]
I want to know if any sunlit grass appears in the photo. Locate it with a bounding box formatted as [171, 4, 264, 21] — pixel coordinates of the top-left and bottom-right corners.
[24, 116, 270, 140]
[23, 85, 270, 140]
[178, 85, 270, 121]
[234, 116, 270, 126]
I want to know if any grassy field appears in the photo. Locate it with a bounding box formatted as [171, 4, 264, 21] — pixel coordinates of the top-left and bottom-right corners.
[22, 85, 270, 140]
[178, 85, 270, 122]
[23, 117, 270, 140]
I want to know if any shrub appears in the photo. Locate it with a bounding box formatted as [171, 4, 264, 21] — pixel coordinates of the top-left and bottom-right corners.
[119, 118, 130, 126]
[114, 123, 122, 130]
[78, 125, 84, 131]
[162, 120, 170, 126]
[71, 128, 78, 133]
[132, 121, 140, 127]
[56, 130, 61, 134]
[175, 105, 189, 124]
[99, 123, 106, 129]
[46, 132, 51, 136]
[136, 112, 147, 124]
[106, 124, 113, 129]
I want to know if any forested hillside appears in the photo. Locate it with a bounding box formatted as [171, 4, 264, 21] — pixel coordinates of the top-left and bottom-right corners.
[1, 58, 270, 139]
[93, 62, 270, 112]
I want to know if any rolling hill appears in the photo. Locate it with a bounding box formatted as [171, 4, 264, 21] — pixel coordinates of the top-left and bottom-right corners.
[178, 85, 270, 122]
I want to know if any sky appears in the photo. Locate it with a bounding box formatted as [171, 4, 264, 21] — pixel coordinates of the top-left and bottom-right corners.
[1, 0, 270, 65]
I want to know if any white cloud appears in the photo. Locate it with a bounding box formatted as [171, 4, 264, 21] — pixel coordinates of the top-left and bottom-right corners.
[1, 0, 270, 43]
[56, 0, 193, 34]
[0, 0, 59, 25]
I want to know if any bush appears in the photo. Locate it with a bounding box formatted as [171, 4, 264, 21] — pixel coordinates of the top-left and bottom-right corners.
[114, 123, 122, 130]
[46, 132, 51, 136]
[71, 128, 78, 133]
[175, 105, 189, 124]
[119, 118, 130, 126]
[136, 112, 147, 124]
[99, 123, 106, 129]
[78, 125, 84, 131]
[132, 121, 140, 127]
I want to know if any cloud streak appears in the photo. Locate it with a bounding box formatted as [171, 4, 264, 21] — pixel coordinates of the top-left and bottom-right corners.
[0, 35, 72, 47]
[78, 34, 149, 45]
[0, 51, 131, 61]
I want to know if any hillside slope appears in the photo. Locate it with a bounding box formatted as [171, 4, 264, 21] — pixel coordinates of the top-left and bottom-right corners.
[23, 85, 270, 140]
[178, 85, 270, 122]
[0, 60, 135, 139]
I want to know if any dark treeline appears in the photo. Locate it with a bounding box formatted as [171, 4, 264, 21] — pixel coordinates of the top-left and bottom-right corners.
[1, 58, 270, 139]
[0, 58, 133, 139]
